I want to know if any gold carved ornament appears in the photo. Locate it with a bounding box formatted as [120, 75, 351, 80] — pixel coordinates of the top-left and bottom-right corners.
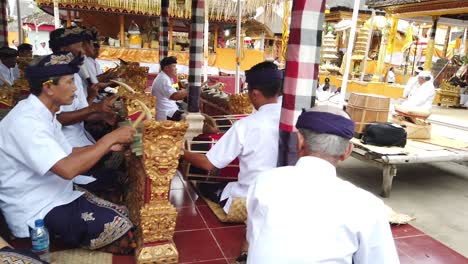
[142, 121, 188, 201]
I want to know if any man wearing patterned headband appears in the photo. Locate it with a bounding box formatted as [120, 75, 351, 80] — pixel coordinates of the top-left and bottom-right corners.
[0, 53, 137, 254]
[50, 27, 116, 149]
[246, 105, 399, 264]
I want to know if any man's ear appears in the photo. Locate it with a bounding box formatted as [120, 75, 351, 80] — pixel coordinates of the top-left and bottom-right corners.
[339, 142, 353, 161]
[297, 131, 306, 156]
[42, 81, 53, 96]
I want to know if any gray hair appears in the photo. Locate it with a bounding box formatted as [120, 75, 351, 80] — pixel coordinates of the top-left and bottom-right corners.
[298, 105, 352, 157]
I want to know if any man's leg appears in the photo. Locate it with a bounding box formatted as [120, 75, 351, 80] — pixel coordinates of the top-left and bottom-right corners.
[79, 168, 127, 203]
[44, 192, 135, 254]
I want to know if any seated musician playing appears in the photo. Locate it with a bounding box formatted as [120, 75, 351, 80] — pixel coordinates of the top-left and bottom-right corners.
[49, 27, 116, 148]
[182, 61, 283, 261]
[182, 61, 282, 213]
[0, 53, 136, 254]
[152, 56, 188, 121]
[246, 106, 399, 264]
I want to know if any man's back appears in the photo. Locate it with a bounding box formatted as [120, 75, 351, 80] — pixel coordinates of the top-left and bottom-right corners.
[247, 156, 399, 264]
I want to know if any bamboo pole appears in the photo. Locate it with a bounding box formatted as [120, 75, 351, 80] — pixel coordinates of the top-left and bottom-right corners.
[16, 0, 23, 43]
[442, 26, 451, 58]
[169, 19, 173, 50]
[53, 0, 60, 29]
[340, 0, 360, 107]
[424, 16, 438, 71]
[281, 0, 290, 62]
[361, 9, 375, 81]
[203, 0, 209, 82]
[213, 24, 218, 51]
[119, 16, 125, 47]
[235, 0, 242, 94]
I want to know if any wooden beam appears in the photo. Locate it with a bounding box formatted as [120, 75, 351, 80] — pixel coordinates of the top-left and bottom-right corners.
[213, 24, 219, 51]
[169, 19, 173, 50]
[443, 26, 451, 58]
[66, 10, 72, 27]
[119, 16, 125, 47]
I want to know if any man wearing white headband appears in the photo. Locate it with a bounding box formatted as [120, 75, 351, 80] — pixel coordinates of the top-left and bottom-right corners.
[403, 66, 423, 98]
[401, 70, 435, 111]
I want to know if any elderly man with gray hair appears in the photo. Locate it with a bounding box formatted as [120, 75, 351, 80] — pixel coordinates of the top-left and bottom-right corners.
[246, 105, 400, 264]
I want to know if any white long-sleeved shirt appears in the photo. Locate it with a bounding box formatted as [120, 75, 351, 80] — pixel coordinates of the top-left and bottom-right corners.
[403, 76, 419, 98]
[247, 156, 400, 264]
[0, 62, 17, 86]
[401, 80, 435, 111]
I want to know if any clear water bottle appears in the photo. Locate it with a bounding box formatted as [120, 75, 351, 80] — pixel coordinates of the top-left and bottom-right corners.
[31, 219, 50, 262]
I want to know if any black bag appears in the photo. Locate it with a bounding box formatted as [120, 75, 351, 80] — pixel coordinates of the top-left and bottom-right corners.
[361, 122, 407, 147]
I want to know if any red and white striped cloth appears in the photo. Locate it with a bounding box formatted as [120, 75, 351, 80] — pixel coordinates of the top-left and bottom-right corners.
[159, 0, 170, 60]
[187, 0, 204, 113]
[0, 2, 7, 47]
[278, 0, 326, 165]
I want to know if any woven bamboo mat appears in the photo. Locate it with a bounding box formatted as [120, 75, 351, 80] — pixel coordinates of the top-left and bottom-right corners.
[50, 249, 112, 264]
[201, 196, 246, 223]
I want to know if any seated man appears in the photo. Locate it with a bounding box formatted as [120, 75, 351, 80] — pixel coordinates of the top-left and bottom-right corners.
[18, 43, 33, 58]
[182, 61, 283, 262]
[0, 53, 136, 254]
[246, 106, 399, 264]
[401, 70, 435, 111]
[0, 47, 18, 86]
[403, 66, 423, 98]
[152, 56, 188, 121]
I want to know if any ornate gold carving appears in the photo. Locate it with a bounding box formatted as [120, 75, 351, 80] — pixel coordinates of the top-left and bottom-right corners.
[0, 88, 16, 108]
[140, 201, 177, 243]
[136, 242, 178, 264]
[228, 93, 253, 114]
[125, 93, 156, 117]
[115, 64, 149, 95]
[143, 121, 188, 201]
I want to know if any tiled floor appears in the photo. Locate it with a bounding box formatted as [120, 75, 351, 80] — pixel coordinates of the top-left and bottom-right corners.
[112, 174, 468, 264]
[11, 173, 468, 263]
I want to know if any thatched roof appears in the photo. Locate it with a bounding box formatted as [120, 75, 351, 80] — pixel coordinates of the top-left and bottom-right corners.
[36, 0, 283, 22]
[366, 0, 433, 8]
[23, 11, 54, 25]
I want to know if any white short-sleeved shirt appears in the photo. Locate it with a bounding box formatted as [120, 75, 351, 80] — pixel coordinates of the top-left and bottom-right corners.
[59, 73, 95, 147]
[151, 71, 179, 121]
[0, 95, 85, 238]
[206, 103, 281, 213]
[84, 56, 101, 85]
[0, 62, 17, 86]
[246, 156, 400, 264]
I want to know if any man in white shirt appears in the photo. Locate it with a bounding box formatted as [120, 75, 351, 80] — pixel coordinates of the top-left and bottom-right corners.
[387, 67, 395, 84]
[0, 53, 136, 254]
[183, 61, 283, 214]
[403, 66, 423, 98]
[49, 27, 116, 148]
[246, 106, 400, 264]
[35, 41, 51, 56]
[401, 70, 435, 111]
[152, 56, 188, 121]
[9, 40, 18, 50]
[80, 29, 113, 100]
[0, 47, 18, 86]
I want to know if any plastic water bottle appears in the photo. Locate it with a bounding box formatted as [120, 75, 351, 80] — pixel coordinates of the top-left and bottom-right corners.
[31, 219, 50, 262]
